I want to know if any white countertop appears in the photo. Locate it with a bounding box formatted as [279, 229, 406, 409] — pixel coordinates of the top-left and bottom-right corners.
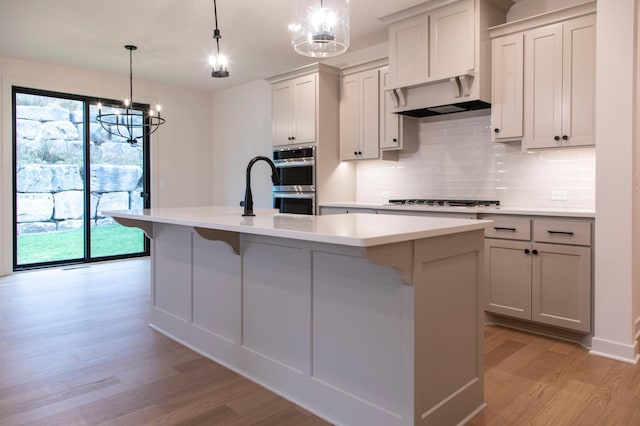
[103, 206, 492, 247]
[319, 201, 595, 218]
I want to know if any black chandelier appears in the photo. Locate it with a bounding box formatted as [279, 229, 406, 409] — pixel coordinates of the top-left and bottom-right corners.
[210, 0, 229, 78]
[96, 45, 165, 144]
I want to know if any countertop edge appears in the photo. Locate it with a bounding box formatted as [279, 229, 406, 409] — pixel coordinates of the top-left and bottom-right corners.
[103, 209, 493, 248]
[318, 202, 596, 218]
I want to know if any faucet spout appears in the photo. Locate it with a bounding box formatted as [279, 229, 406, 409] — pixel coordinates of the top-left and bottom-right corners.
[243, 156, 280, 216]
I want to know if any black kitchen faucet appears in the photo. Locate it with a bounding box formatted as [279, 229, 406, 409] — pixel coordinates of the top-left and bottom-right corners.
[242, 156, 280, 216]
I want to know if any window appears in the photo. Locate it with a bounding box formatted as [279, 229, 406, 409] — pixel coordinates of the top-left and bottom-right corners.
[13, 87, 150, 270]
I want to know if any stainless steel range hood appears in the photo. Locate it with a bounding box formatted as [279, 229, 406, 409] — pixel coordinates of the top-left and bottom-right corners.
[388, 72, 491, 118]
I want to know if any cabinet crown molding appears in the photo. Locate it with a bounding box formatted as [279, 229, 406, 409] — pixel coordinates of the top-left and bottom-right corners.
[340, 58, 388, 77]
[380, 0, 513, 25]
[265, 63, 340, 84]
[489, 1, 596, 38]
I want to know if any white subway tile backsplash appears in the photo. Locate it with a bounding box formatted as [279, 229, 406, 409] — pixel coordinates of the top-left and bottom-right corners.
[356, 115, 595, 209]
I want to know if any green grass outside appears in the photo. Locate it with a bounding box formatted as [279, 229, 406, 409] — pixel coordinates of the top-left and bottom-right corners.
[17, 224, 145, 265]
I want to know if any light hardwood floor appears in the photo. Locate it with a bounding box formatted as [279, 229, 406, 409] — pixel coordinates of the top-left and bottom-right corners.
[0, 259, 638, 425]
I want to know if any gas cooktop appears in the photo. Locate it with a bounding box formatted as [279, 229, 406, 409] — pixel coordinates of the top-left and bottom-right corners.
[387, 199, 500, 207]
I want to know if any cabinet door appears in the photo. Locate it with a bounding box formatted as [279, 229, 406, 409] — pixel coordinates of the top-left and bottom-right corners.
[429, 0, 475, 79]
[523, 23, 563, 149]
[531, 243, 591, 332]
[292, 74, 317, 144]
[387, 13, 429, 89]
[339, 74, 359, 160]
[491, 33, 523, 141]
[561, 15, 596, 147]
[272, 81, 293, 146]
[379, 66, 418, 151]
[484, 239, 532, 320]
[359, 68, 380, 159]
[379, 67, 399, 149]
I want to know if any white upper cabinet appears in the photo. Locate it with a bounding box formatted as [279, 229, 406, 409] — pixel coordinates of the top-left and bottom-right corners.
[491, 33, 524, 141]
[561, 16, 596, 148]
[429, 0, 475, 80]
[387, 13, 430, 90]
[271, 73, 317, 146]
[489, 2, 596, 149]
[379, 66, 418, 151]
[340, 68, 380, 160]
[523, 14, 596, 149]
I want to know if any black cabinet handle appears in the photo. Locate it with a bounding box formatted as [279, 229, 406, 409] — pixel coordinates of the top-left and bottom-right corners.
[494, 128, 500, 133]
[493, 226, 517, 231]
[524, 248, 530, 254]
[554, 136, 561, 141]
[354, 151, 358, 155]
[532, 249, 538, 255]
[547, 230, 575, 236]
[291, 136, 295, 140]
[393, 138, 398, 142]
[357, 151, 362, 155]
[562, 135, 569, 141]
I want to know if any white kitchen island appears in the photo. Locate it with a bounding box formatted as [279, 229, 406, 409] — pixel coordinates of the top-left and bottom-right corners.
[104, 207, 492, 426]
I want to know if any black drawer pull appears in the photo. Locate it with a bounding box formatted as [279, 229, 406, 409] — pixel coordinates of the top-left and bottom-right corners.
[547, 230, 575, 236]
[494, 226, 517, 231]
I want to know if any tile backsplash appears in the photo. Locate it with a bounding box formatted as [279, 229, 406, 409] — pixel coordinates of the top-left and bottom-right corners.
[356, 114, 595, 209]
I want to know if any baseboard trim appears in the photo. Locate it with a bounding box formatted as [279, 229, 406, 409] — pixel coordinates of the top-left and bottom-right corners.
[589, 337, 639, 364]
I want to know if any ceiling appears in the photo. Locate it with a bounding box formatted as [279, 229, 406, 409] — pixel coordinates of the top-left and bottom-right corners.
[0, 0, 429, 92]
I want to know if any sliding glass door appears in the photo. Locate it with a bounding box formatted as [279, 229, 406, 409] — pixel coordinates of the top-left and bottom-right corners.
[13, 87, 150, 270]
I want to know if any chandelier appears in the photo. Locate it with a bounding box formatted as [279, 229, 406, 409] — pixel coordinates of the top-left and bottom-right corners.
[96, 45, 165, 144]
[210, 0, 229, 77]
[289, 0, 350, 58]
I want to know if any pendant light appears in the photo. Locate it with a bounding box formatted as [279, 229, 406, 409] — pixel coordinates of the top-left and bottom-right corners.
[210, 0, 229, 77]
[289, 0, 350, 58]
[96, 45, 165, 144]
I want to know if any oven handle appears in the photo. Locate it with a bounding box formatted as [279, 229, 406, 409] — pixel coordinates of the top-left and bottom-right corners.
[272, 192, 315, 199]
[273, 159, 315, 168]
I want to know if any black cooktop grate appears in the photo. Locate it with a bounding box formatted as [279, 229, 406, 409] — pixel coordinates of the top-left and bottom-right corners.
[388, 199, 500, 207]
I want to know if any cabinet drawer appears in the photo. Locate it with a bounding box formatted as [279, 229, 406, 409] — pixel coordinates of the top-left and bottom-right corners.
[483, 216, 531, 240]
[533, 219, 591, 246]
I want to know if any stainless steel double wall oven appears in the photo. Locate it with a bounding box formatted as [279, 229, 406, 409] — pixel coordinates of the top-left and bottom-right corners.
[272, 146, 316, 215]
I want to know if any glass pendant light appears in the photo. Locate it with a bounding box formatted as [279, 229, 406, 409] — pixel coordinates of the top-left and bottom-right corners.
[289, 0, 350, 58]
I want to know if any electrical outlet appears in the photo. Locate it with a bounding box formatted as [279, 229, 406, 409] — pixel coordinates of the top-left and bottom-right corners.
[551, 190, 567, 201]
[381, 190, 391, 199]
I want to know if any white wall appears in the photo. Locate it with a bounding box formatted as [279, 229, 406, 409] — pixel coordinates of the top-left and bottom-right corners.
[592, 0, 639, 363]
[0, 55, 214, 275]
[635, 0, 640, 348]
[356, 114, 595, 209]
[212, 79, 273, 209]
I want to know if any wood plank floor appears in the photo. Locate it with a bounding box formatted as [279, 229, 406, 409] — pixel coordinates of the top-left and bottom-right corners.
[0, 259, 638, 425]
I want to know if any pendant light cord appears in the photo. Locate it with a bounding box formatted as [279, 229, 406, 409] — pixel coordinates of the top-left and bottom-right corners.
[213, 0, 221, 55]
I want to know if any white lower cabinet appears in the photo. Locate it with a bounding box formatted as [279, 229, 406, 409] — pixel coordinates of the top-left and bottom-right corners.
[483, 215, 592, 333]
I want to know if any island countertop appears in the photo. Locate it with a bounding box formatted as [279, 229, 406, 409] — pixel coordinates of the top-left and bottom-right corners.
[103, 206, 492, 247]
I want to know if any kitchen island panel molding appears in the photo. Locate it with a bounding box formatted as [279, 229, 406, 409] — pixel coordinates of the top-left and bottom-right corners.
[242, 238, 311, 375]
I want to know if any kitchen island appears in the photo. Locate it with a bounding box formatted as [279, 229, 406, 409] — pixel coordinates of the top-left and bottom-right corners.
[104, 207, 492, 426]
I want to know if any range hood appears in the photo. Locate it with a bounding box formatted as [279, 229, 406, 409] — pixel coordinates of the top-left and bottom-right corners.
[379, 0, 514, 119]
[388, 73, 491, 118]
